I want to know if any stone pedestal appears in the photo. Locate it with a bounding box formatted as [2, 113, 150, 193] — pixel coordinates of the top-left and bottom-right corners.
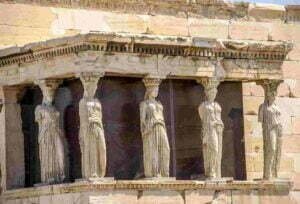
[142, 177, 176, 181]
[75, 177, 115, 184]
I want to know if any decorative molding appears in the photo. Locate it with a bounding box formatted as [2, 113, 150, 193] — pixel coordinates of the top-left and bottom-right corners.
[1, 180, 293, 200]
[0, 34, 292, 68]
[142, 77, 162, 88]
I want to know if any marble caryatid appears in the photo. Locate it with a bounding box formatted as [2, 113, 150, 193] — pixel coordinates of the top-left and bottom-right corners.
[258, 80, 282, 180]
[140, 78, 170, 178]
[79, 72, 106, 180]
[198, 78, 224, 179]
[35, 80, 66, 184]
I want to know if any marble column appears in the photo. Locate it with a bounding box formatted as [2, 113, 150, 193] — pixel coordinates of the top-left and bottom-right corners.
[35, 79, 67, 184]
[78, 72, 107, 180]
[1, 86, 25, 190]
[257, 80, 282, 180]
[197, 78, 224, 179]
[140, 77, 170, 178]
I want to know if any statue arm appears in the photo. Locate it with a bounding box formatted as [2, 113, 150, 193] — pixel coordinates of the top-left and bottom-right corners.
[198, 104, 204, 120]
[215, 103, 224, 127]
[35, 107, 42, 123]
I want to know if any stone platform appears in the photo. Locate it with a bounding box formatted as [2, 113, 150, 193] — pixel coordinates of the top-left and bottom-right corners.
[1, 180, 294, 204]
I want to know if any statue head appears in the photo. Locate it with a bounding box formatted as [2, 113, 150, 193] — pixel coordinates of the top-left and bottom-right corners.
[35, 80, 61, 105]
[145, 85, 159, 99]
[83, 82, 98, 99]
[260, 80, 281, 106]
[266, 89, 277, 105]
[206, 87, 217, 102]
[199, 78, 220, 103]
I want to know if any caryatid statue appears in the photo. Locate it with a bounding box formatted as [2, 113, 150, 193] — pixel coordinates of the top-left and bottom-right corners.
[140, 78, 170, 178]
[197, 78, 224, 179]
[258, 80, 282, 180]
[35, 79, 66, 184]
[78, 72, 106, 179]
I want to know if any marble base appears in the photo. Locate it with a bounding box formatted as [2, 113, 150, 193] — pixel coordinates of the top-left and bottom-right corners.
[34, 183, 48, 187]
[142, 177, 176, 181]
[76, 177, 115, 183]
[191, 175, 233, 183]
[205, 177, 233, 183]
[190, 174, 205, 180]
[253, 178, 292, 185]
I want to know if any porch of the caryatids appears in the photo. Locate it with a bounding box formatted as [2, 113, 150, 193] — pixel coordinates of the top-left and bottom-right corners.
[140, 77, 171, 179]
[197, 77, 224, 180]
[257, 80, 283, 180]
[78, 72, 109, 181]
[35, 79, 67, 184]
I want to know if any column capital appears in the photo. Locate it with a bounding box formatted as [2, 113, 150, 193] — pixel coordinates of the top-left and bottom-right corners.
[196, 77, 221, 90]
[35, 79, 62, 88]
[78, 72, 104, 99]
[77, 71, 105, 83]
[35, 79, 62, 104]
[142, 77, 162, 88]
[256, 79, 282, 98]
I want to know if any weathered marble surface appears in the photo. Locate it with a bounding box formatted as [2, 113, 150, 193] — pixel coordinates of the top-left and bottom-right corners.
[140, 78, 170, 178]
[258, 80, 283, 180]
[79, 72, 107, 179]
[198, 78, 224, 179]
[35, 80, 66, 184]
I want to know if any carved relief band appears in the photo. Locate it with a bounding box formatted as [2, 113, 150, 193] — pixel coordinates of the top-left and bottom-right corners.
[258, 80, 283, 180]
[197, 78, 224, 179]
[35, 79, 66, 184]
[78, 72, 107, 180]
[140, 78, 170, 178]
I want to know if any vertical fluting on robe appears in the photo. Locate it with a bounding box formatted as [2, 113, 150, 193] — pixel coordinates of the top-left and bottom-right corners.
[197, 78, 224, 179]
[35, 80, 66, 184]
[78, 72, 106, 179]
[140, 78, 170, 178]
[257, 80, 282, 180]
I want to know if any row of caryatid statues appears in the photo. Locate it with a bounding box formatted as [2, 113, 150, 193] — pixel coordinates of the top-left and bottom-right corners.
[34, 72, 283, 184]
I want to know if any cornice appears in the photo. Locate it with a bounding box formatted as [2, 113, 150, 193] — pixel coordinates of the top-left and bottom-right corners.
[0, 33, 293, 68]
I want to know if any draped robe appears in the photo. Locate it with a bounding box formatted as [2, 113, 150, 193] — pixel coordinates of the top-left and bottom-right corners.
[79, 98, 106, 179]
[198, 101, 223, 179]
[35, 105, 65, 184]
[140, 99, 170, 178]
